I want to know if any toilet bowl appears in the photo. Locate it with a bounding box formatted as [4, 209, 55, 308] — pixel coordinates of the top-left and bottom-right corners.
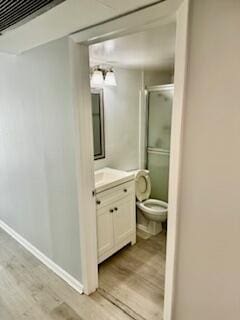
[134, 169, 168, 235]
[137, 199, 168, 222]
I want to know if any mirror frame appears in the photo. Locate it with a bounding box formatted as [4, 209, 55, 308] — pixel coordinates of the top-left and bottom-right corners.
[91, 88, 105, 160]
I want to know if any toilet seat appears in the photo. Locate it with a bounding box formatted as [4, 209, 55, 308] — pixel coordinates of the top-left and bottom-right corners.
[134, 170, 151, 202]
[137, 199, 168, 216]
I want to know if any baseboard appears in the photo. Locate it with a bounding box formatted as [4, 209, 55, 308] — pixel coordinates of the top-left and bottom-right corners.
[137, 222, 162, 236]
[137, 223, 151, 234]
[0, 219, 84, 294]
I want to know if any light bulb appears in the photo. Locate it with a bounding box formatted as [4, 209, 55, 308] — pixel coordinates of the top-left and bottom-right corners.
[91, 69, 104, 87]
[104, 70, 117, 86]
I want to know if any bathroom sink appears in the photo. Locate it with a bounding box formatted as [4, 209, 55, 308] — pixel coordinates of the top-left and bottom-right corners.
[95, 167, 135, 193]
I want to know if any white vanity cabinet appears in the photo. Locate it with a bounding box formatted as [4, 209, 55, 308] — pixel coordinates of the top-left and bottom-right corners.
[96, 180, 136, 264]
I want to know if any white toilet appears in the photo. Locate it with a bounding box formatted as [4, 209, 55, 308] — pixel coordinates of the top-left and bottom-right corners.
[134, 169, 168, 235]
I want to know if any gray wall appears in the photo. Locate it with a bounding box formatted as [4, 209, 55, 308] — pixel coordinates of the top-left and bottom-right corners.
[174, 1, 240, 319]
[144, 70, 172, 87]
[0, 38, 82, 281]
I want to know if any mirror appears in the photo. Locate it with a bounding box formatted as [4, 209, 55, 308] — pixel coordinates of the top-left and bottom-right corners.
[91, 88, 105, 160]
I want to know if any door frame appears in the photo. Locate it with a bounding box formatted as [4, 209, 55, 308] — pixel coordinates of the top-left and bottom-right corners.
[69, 0, 189, 319]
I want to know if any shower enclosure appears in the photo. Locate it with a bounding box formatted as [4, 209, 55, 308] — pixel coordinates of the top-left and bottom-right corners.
[146, 84, 174, 202]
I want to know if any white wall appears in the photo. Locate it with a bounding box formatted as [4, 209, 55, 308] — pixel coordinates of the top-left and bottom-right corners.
[94, 68, 142, 171]
[173, 1, 240, 319]
[94, 68, 173, 171]
[0, 38, 82, 281]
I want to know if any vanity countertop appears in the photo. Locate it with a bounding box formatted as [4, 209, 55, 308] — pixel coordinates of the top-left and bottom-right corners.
[95, 167, 135, 193]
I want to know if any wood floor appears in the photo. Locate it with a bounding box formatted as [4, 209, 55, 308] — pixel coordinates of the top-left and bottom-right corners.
[98, 230, 166, 320]
[0, 227, 166, 320]
[0, 228, 133, 320]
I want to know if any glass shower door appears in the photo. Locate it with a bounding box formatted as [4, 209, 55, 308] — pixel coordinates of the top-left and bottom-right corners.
[146, 85, 174, 202]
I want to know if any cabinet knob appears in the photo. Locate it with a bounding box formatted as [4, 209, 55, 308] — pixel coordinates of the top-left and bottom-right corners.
[123, 188, 127, 193]
[96, 200, 101, 205]
[110, 209, 114, 213]
[114, 207, 118, 211]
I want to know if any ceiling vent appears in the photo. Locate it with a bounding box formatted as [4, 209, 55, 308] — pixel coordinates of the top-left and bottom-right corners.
[0, 0, 66, 35]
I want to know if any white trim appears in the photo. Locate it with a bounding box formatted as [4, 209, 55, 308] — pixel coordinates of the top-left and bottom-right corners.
[0, 220, 84, 294]
[70, 0, 182, 45]
[164, 1, 189, 319]
[69, 40, 98, 295]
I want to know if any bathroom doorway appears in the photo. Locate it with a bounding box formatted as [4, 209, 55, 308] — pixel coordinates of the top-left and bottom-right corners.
[87, 23, 176, 319]
[69, 1, 189, 319]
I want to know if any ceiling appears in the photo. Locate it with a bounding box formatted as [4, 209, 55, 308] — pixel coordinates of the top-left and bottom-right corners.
[89, 22, 176, 71]
[0, 0, 165, 54]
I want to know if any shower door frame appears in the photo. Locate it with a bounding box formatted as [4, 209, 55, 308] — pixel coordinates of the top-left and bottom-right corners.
[144, 84, 174, 176]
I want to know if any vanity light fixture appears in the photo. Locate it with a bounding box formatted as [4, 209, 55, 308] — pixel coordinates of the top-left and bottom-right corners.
[90, 66, 117, 87]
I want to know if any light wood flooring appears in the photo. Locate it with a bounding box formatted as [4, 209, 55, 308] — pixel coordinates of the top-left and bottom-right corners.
[0, 227, 166, 320]
[98, 230, 166, 320]
[0, 227, 133, 320]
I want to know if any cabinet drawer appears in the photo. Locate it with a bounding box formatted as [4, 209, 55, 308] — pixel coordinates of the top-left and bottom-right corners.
[96, 180, 134, 209]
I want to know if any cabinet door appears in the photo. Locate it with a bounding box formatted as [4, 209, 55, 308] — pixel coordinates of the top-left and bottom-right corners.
[97, 206, 114, 257]
[113, 195, 134, 245]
